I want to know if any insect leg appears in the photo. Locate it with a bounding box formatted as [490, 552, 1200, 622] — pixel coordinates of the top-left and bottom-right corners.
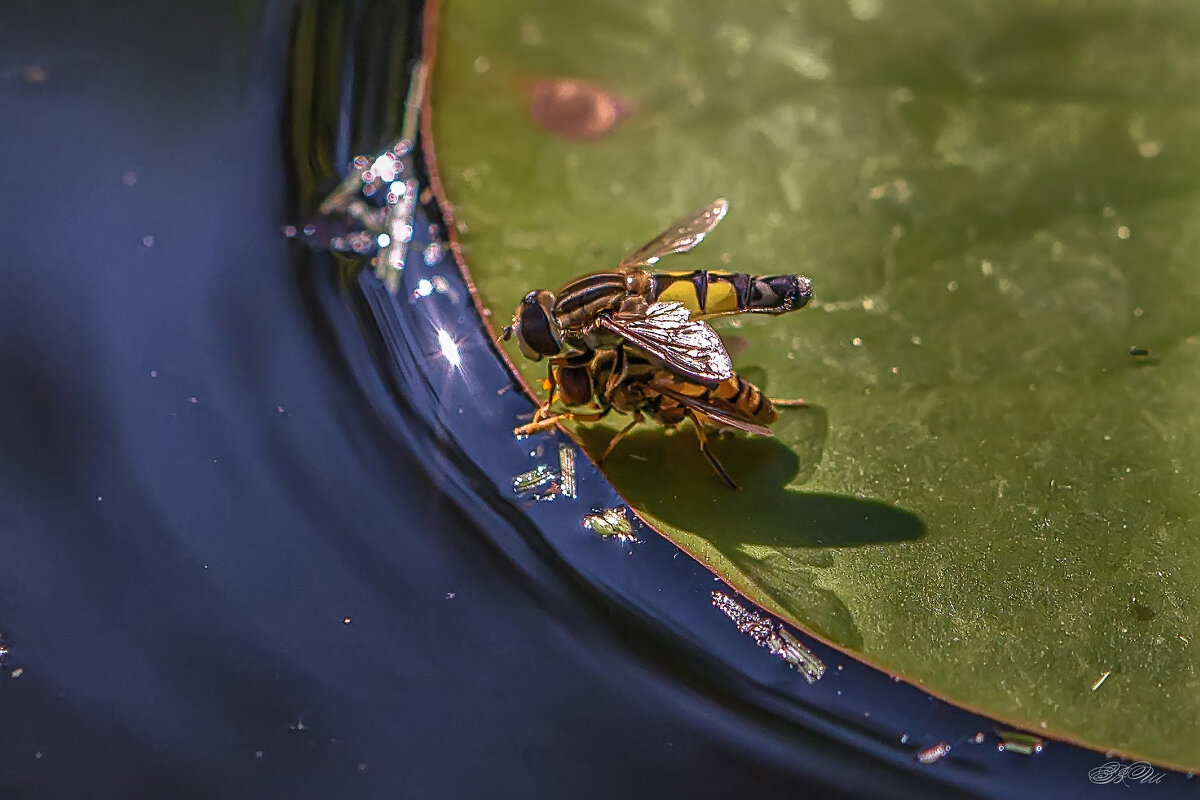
[530, 358, 572, 425]
[598, 412, 643, 465]
[684, 408, 740, 490]
[514, 407, 611, 437]
[769, 396, 808, 408]
[603, 345, 629, 397]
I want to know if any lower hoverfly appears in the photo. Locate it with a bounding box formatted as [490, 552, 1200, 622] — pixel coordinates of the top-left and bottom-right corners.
[501, 199, 813, 400]
[514, 346, 803, 489]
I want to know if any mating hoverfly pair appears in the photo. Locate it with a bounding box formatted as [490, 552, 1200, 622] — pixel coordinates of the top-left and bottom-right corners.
[502, 198, 812, 488]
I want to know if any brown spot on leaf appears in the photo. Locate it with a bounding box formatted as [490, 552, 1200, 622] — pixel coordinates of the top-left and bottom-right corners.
[529, 79, 628, 141]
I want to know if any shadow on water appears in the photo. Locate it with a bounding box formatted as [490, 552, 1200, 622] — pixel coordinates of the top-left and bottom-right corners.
[572, 403, 926, 649]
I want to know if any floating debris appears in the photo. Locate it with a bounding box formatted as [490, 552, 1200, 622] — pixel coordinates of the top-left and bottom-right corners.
[423, 240, 445, 266]
[1092, 670, 1112, 691]
[312, 65, 429, 294]
[917, 742, 951, 765]
[512, 464, 558, 501]
[511, 448, 580, 504]
[558, 444, 577, 500]
[710, 591, 825, 683]
[582, 506, 634, 541]
[997, 731, 1045, 755]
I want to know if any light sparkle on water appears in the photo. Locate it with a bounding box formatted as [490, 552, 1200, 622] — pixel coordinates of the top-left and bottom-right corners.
[437, 328, 462, 368]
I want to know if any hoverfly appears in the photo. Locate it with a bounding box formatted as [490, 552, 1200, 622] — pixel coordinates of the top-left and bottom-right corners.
[501, 199, 813, 398]
[514, 345, 803, 489]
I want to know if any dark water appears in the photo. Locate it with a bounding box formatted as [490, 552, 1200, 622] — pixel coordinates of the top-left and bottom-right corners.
[0, 1, 1191, 797]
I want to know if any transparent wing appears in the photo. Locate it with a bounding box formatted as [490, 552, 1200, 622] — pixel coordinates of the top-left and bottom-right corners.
[618, 198, 729, 269]
[651, 384, 774, 437]
[597, 301, 733, 387]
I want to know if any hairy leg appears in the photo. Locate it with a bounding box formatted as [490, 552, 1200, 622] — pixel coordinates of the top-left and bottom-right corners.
[685, 408, 740, 490]
[598, 413, 643, 464]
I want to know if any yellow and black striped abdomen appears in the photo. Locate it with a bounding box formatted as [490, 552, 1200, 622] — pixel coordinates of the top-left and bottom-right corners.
[654, 372, 777, 429]
[714, 375, 777, 426]
[648, 271, 812, 318]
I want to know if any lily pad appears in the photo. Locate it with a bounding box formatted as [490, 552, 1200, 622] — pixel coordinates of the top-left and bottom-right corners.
[430, 0, 1200, 768]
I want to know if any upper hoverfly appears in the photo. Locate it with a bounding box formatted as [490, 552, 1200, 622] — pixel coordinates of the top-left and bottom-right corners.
[501, 199, 813, 393]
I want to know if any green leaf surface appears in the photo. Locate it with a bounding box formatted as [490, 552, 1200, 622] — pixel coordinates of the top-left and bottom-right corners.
[431, 0, 1200, 767]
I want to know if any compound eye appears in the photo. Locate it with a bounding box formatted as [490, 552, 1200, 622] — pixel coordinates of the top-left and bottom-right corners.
[516, 291, 561, 359]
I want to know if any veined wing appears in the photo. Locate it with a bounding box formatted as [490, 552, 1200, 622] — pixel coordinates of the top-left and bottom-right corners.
[651, 384, 774, 437]
[618, 198, 729, 269]
[597, 302, 733, 387]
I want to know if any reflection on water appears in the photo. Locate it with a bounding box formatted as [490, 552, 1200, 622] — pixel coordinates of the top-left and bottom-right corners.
[434, 327, 462, 368]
